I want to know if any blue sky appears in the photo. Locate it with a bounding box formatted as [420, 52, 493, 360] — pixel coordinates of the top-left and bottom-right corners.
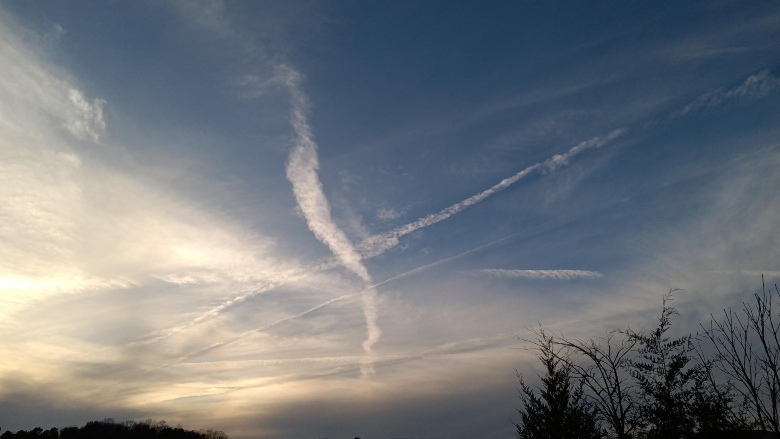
[1, 2, 779, 438]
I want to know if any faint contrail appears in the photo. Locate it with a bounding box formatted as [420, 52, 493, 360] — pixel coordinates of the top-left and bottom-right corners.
[279, 65, 379, 375]
[129, 277, 297, 346]
[356, 128, 626, 258]
[163, 293, 355, 367]
[474, 269, 603, 280]
[369, 232, 526, 289]
[154, 335, 507, 403]
[165, 233, 521, 367]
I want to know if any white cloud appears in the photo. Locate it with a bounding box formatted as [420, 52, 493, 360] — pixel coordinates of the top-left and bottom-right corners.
[50, 23, 66, 40]
[65, 88, 106, 143]
[376, 206, 402, 221]
[474, 269, 604, 280]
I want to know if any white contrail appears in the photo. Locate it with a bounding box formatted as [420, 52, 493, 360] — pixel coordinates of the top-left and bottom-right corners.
[278, 65, 380, 375]
[356, 128, 626, 258]
[280, 66, 370, 283]
[369, 232, 526, 289]
[475, 269, 603, 280]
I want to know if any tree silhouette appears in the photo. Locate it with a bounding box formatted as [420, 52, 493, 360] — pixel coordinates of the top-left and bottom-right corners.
[626, 292, 700, 439]
[515, 335, 603, 439]
[625, 291, 738, 438]
[520, 289, 758, 438]
[701, 277, 780, 433]
[534, 328, 640, 439]
[0, 419, 227, 439]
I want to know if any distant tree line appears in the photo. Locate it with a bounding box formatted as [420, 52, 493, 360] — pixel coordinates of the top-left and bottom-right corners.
[515, 279, 780, 439]
[0, 419, 228, 439]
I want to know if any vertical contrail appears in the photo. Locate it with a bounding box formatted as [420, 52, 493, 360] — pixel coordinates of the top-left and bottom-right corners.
[279, 65, 380, 375]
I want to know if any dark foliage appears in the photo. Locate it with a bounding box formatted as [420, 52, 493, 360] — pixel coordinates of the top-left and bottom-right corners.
[518, 283, 780, 439]
[515, 336, 603, 439]
[0, 419, 227, 439]
[626, 292, 735, 438]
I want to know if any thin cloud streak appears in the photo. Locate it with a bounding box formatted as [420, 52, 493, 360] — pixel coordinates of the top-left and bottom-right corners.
[151, 293, 356, 373]
[158, 335, 509, 403]
[676, 70, 780, 116]
[357, 128, 627, 258]
[129, 276, 298, 346]
[371, 233, 528, 289]
[475, 269, 604, 280]
[178, 355, 411, 368]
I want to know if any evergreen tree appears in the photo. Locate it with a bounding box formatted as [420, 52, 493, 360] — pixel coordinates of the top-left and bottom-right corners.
[515, 339, 603, 439]
[627, 292, 697, 439]
[627, 291, 736, 439]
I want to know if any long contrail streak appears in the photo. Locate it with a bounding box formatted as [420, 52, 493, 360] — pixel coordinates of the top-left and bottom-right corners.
[356, 128, 626, 258]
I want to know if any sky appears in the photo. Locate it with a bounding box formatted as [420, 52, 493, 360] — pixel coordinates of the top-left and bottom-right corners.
[0, 1, 779, 438]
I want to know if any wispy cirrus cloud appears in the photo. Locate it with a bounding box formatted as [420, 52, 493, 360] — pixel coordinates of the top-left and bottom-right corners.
[65, 88, 106, 143]
[376, 206, 403, 221]
[474, 269, 603, 280]
[0, 16, 121, 318]
[0, 10, 305, 338]
[677, 70, 780, 116]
